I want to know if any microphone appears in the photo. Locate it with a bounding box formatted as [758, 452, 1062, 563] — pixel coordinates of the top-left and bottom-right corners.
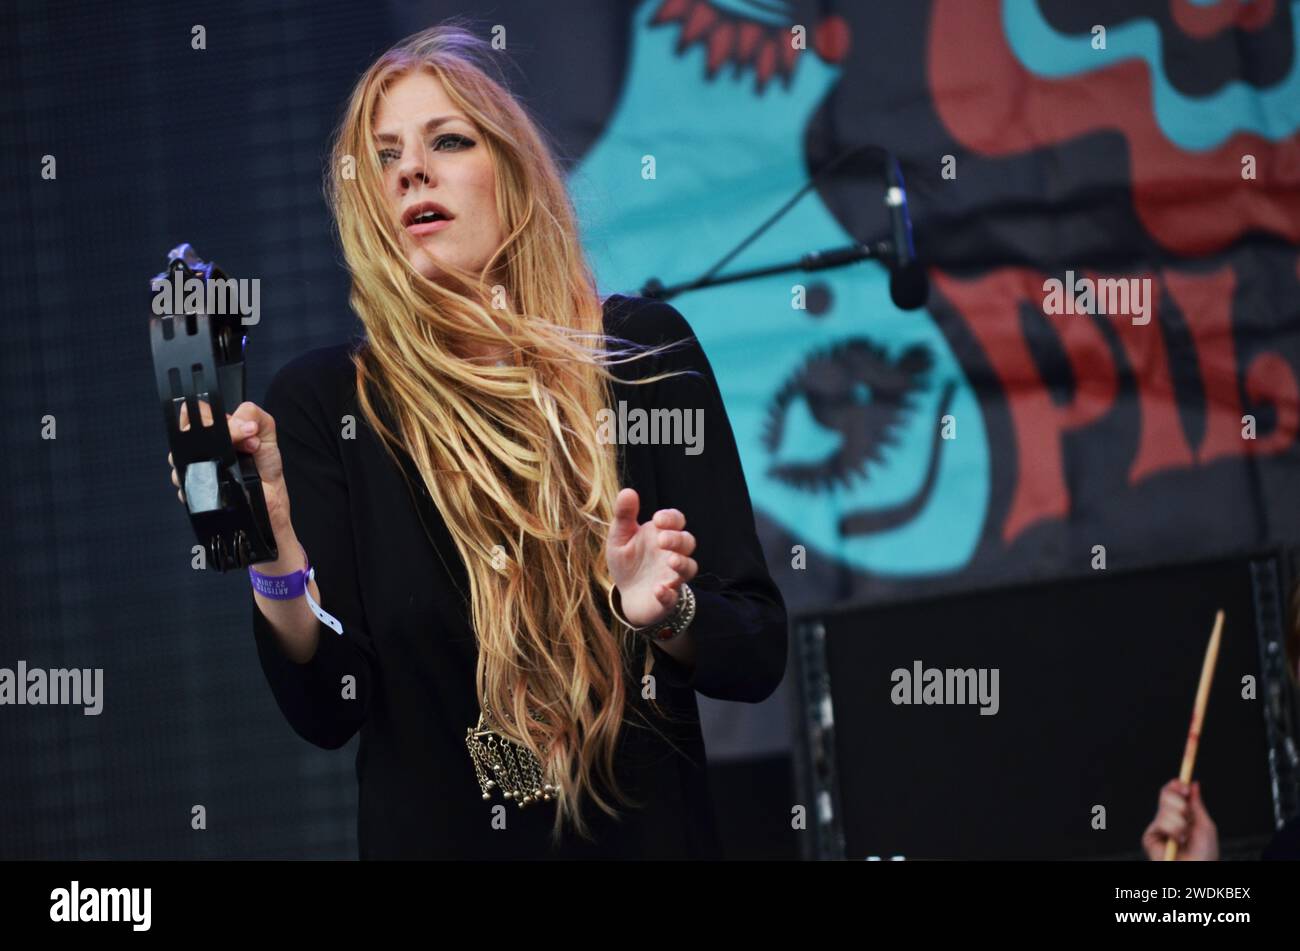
[883, 155, 928, 311]
[639, 144, 930, 310]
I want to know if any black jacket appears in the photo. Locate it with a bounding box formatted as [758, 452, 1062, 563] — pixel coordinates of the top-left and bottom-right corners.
[250, 294, 788, 859]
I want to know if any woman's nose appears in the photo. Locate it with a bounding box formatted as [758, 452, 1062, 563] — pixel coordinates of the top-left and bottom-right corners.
[398, 151, 432, 190]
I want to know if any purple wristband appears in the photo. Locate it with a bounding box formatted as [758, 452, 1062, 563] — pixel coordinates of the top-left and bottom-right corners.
[249, 547, 309, 600]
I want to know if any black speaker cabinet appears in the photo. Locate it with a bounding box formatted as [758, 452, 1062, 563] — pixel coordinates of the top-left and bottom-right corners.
[791, 551, 1300, 860]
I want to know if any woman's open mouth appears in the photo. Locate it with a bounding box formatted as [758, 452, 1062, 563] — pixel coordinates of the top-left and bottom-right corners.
[402, 201, 455, 236]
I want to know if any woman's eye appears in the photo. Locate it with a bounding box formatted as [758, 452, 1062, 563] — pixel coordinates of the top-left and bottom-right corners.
[432, 133, 473, 151]
[377, 134, 472, 167]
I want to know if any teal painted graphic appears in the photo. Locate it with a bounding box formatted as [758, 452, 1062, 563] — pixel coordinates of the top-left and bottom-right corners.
[570, 0, 990, 576]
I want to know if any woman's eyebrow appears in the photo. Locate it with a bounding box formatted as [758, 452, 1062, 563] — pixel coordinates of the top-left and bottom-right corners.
[374, 114, 468, 143]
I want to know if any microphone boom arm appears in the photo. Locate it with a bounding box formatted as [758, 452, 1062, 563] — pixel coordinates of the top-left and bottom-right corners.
[640, 240, 892, 301]
[639, 145, 925, 308]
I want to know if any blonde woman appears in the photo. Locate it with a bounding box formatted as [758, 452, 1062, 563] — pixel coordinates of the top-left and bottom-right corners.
[167, 23, 786, 859]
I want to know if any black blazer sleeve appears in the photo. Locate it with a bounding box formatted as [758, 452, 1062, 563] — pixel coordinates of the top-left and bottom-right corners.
[620, 299, 789, 703]
[250, 352, 377, 749]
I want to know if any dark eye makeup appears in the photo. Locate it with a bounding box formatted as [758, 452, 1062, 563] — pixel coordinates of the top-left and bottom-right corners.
[378, 132, 475, 166]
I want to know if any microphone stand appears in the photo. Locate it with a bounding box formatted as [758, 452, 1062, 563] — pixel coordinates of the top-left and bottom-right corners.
[638, 143, 903, 303]
[640, 240, 895, 301]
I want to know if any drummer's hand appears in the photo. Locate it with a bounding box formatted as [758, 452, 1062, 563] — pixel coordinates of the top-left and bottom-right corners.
[1142, 779, 1219, 861]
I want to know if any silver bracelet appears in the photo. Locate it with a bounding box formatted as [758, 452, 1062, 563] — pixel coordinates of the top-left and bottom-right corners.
[609, 583, 696, 643]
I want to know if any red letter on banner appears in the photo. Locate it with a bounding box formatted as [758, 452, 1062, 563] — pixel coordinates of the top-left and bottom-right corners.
[933, 268, 1118, 542]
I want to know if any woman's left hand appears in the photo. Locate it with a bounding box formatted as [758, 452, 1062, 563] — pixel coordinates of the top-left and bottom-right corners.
[606, 488, 698, 628]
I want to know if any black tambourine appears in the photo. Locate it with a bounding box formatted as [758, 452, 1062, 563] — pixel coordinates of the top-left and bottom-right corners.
[150, 243, 278, 571]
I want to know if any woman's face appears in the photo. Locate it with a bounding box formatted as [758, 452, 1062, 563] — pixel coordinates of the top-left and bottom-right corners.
[373, 70, 503, 286]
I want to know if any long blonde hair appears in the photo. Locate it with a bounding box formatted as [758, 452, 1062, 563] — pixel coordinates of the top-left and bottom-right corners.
[325, 21, 691, 841]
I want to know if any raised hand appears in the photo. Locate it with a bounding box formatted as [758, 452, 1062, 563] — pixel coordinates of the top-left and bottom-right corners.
[605, 488, 698, 629]
[167, 398, 290, 531]
[1142, 779, 1219, 861]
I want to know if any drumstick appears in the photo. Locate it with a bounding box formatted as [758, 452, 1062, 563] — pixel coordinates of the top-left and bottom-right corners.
[1164, 609, 1225, 861]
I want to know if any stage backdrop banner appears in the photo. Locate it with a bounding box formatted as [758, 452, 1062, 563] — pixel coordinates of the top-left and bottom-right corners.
[429, 0, 1299, 759]
[503, 0, 1300, 608]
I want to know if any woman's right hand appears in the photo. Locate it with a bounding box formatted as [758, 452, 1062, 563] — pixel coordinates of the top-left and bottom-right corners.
[167, 398, 291, 531]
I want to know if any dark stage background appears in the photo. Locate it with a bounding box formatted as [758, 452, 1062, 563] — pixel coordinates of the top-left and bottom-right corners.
[3, 0, 1298, 859]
